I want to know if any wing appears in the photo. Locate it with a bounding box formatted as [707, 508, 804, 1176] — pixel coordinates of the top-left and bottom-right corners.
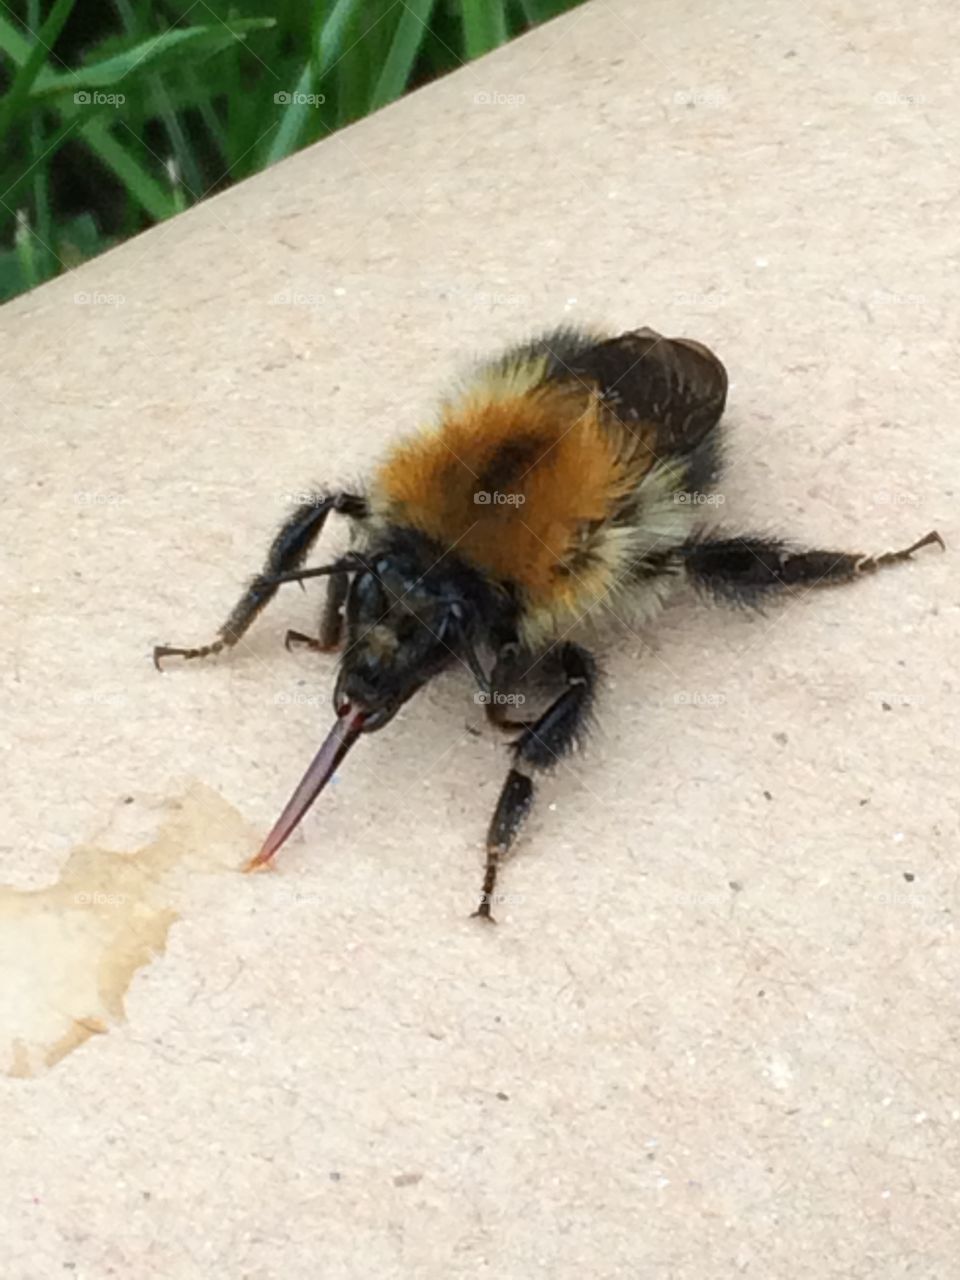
[554, 326, 729, 456]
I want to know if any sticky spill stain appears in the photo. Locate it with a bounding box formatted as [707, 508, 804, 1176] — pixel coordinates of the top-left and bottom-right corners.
[0, 783, 255, 1079]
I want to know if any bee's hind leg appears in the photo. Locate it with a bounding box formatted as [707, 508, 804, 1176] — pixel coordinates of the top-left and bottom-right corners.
[473, 641, 597, 923]
[683, 529, 944, 605]
[153, 491, 366, 669]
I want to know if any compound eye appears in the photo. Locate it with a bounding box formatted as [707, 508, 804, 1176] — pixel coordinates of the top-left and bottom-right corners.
[350, 570, 387, 621]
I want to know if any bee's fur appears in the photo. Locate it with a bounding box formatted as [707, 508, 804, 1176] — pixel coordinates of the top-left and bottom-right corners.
[370, 326, 723, 647]
[154, 326, 943, 920]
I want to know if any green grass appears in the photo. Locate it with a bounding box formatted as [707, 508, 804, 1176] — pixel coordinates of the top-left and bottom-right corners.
[0, 0, 586, 302]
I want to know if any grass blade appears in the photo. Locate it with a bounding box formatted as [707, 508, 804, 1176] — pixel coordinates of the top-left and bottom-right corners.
[34, 19, 277, 98]
[0, 0, 77, 136]
[263, 60, 318, 167]
[460, 0, 509, 60]
[79, 119, 177, 221]
[518, 0, 575, 23]
[317, 0, 362, 69]
[369, 0, 437, 113]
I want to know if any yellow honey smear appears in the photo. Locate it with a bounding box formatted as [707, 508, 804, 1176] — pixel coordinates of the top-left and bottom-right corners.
[0, 783, 254, 1078]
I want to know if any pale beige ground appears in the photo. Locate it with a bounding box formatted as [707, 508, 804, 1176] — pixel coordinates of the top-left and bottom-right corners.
[1, 0, 958, 1276]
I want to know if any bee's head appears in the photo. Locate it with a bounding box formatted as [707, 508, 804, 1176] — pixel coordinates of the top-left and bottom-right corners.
[246, 540, 492, 872]
[334, 553, 476, 730]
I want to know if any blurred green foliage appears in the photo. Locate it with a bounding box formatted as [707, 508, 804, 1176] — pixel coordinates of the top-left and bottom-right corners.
[0, 0, 584, 301]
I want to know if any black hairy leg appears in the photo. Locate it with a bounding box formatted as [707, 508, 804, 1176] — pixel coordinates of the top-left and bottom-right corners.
[684, 529, 944, 605]
[153, 491, 366, 668]
[474, 641, 597, 922]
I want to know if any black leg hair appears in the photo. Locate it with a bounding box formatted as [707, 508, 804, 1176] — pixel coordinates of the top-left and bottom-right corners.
[474, 641, 597, 922]
[683, 529, 943, 605]
[153, 491, 366, 668]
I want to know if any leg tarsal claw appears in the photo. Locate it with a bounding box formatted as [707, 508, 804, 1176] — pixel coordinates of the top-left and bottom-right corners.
[901, 529, 944, 556]
[285, 629, 340, 654]
[470, 901, 498, 924]
[284, 629, 321, 653]
[859, 529, 945, 573]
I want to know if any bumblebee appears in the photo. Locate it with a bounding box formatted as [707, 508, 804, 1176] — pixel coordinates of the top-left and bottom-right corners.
[154, 326, 943, 919]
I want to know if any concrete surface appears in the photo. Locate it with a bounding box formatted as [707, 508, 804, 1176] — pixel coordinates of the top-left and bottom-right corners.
[1, 0, 958, 1275]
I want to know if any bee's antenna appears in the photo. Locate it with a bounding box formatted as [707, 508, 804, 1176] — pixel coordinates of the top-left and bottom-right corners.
[264, 553, 363, 587]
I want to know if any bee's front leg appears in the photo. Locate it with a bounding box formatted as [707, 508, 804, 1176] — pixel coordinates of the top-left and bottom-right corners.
[153, 491, 366, 669]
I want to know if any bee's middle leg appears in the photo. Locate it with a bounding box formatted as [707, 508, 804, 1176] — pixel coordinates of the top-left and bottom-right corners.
[285, 568, 351, 653]
[474, 641, 597, 922]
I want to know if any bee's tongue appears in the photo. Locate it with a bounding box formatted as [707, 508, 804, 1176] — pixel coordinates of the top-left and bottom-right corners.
[244, 704, 366, 871]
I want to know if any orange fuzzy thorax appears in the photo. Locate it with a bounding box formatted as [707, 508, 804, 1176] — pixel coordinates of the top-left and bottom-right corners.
[370, 380, 658, 628]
